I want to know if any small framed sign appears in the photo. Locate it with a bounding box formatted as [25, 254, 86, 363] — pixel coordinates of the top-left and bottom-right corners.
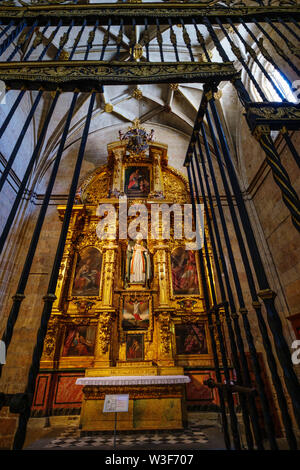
[103, 394, 129, 413]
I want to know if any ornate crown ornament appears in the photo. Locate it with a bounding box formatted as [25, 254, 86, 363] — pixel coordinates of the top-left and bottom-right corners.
[119, 119, 154, 154]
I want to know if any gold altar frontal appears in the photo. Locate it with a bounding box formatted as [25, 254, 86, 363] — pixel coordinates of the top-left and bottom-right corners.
[79, 363, 187, 431]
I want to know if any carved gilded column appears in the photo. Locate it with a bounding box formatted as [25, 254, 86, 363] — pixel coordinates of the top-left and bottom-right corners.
[92, 240, 118, 367]
[152, 150, 163, 196]
[156, 309, 174, 366]
[53, 205, 85, 313]
[112, 148, 124, 195]
[93, 309, 116, 367]
[153, 244, 169, 307]
[101, 240, 118, 307]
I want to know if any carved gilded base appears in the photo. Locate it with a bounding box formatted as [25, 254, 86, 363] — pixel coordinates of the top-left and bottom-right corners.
[85, 365, 184, 377]
[93, 360, 113, 368]
[80, 384, 185, 431]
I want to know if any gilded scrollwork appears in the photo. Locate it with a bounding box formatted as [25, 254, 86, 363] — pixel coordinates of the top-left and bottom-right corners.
[249, 106, 300, 120]
[72, 299, 97, 315]
[95, 311, 116, 355]
[157, 310, 172, 355]
[42, 316, 60, 358]
[162, 168, 189, 204]
[83, 384, 183, 400]
[82, 168, 111, 204]
[0, 61, 238, 91]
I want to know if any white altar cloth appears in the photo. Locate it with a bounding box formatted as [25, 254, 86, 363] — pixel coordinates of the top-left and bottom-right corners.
[76, 375, 190, 386]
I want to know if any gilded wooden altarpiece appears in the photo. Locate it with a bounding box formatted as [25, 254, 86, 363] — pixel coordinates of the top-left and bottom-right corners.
[39, 122, 217, 427]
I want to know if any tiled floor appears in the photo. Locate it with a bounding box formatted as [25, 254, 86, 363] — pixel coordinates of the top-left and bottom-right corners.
[25, 415, 226, 450]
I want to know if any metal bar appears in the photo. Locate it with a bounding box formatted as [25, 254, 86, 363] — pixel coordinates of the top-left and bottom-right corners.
[265, 17, 300, 59]
[168, 18, 179, 62]
[192, 18, 211, 62]
[227, 17, 287, 102]
[115, 18, 124, 61]
[0, 20, 63, 140]
[12, 91, 96, 450]
[180, 18, 194, 62]
[277, 18, 300, 42]
[0, 20, 15, 42]
[186, 162, 231, 451]
[0, 61, 238, 92]
[156, 18, 164, 63]
[203, 105, 279, 450]
[130, 17, 136, 62]
[7, 20, 38, 62]
[204, 378, 257, 396]
[239, 18, 293, 88]
[217, 17, 267, 102]
[23, 21, 51, 61]
[188, 159, 242, 450]
[84, 19, 99, 61]
[253, 127, 300, 232]
[202, 16, 252, 106]
[195, 132, 264, 450]
[252, 18, 300, 76]
[191, 154, 254, 449]
[0, 19, 26, 57]
[0, 19, 74, 197]
[0, 90, 43, 194]
[281, 128, 300, 170]
[207, 100, 299, 446]
[100, 17, 112, 61]
[69, 19, 87, 61]
[144, 17, 150, 62]
[0, 92, 80, 378]
[0, 5, 298, 26]
[208, 96, 300, 430]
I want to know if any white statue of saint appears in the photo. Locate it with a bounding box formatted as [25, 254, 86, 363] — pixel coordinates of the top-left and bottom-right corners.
[128, 233, 151, 284]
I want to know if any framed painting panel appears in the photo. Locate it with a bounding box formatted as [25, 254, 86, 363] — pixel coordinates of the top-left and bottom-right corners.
[124, 165, 150, 197]
[71, 246, 102, 296]
[175, 323, 208, 355]
[122, 297, 150, 331]
[171, 247, 200, 295]
[62, 325, 96, 357]
[126, 334, 144, 361]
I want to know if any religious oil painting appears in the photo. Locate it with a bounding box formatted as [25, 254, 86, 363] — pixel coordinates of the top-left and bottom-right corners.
[126, 334, 144, 361]
[62, 326, 96, 357]
[122, 297, 150, 331]
[72, 247, 102, 296]
[175, 324, 208, 355]
[186, 374, 214, 402]
[124, 166, 150, 197]
[171, 247, 200, 295]
[124, 234, 151, 287]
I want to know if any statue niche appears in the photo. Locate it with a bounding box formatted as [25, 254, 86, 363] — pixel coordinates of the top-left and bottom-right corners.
[124, 234, 151, 288]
